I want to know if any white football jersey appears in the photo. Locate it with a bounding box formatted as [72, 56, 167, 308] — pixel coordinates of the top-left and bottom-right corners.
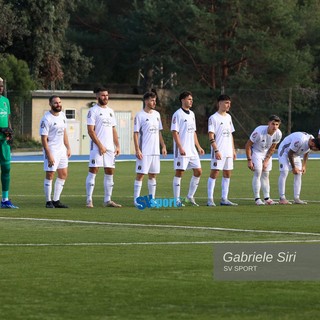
[171, 108, 198, 157]
[278, 132, 313, 157]
[250, 125, 282, 156]
[87, 104, 117, 151]
[39, 111, 67, 152]
[134, 109, 163, 155]
[208, 112, 235, 157]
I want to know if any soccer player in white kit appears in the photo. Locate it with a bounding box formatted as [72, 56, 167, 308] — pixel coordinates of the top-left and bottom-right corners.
[40, 96, 71, 208]
[133, 91, 167, 205]
[245, 115, 282, 205]
[278, 132, 320, 204]
[207, 94, 237, 206]
[85, 87, 122, 208]
[171, 91, 205, 206]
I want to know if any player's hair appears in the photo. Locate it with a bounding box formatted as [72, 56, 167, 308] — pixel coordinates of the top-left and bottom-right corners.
[49, 95, 60, 104]
[312, 138, 320, 150]
[179, 91, 192, 101]
[93, 86, 108, 94]
[143, 91, 157, 101]
[217, 94, 231, 102]
[269, 115, 281, 123]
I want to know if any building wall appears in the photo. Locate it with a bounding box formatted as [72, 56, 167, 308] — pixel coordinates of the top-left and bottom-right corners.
[32, 90, 143, 155]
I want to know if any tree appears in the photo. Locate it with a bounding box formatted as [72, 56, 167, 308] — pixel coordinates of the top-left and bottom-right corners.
[0, 0, 29, 52]
[7, 0, 92, 89]
[0, 54, 36, 133]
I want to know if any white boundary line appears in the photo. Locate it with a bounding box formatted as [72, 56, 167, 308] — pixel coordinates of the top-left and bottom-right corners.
[1, 239, 320, 247]
[1, 216, 320, 236]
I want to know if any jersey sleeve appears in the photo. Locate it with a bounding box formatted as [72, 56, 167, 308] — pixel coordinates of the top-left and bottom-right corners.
[171, 112, 179, 132]
[39, 118, 49, 136]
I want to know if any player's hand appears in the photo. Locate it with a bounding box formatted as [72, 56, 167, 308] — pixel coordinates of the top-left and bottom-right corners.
[198, 147, 205, 155]
[179, 147, 186, 156]
[136, 150, 143, 160]
[114, 146, 120, 156]
[247, 160, 254, 171]
[162, 146, 167, 157]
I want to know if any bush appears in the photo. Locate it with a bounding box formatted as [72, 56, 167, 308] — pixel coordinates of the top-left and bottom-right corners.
[11, 134, 42, 150]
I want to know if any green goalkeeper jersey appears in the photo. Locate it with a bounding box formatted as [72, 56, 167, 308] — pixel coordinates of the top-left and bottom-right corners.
[0, 95, 10, 127]
[0, 95, 10, 140]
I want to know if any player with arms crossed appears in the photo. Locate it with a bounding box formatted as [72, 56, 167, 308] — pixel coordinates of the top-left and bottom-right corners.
[278, 132, 320, 204]
[85, 87, 122, 208]
[171, 91, 205, 206]
[133, 91, 167, 205]
[245, 115, 282, 205]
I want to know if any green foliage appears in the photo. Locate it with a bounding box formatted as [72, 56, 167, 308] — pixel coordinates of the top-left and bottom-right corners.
[10, 134, 42, 150]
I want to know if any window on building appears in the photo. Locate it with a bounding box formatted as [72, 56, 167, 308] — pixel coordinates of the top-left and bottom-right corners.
[65, 109, 76, 120]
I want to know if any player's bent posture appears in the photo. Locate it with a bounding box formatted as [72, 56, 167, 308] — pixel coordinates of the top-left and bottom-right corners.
[207, 94, 237, 206]
[85, 87, 122, 208]
[40, 96, 71, 208]
[171, 91, 205, 207]
[133, 91, 167, 206]
[277, 132, 320, 204]
[245, 115, 282, 205]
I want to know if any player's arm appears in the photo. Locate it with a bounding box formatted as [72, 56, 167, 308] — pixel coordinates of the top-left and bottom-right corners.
[41, 135, 55, 167]
[159, 131, 167, 157]
[133, 131, 143, 159]
[263, 143, 277, 170]
[301, 152, 309, 174]
[245, 139, 254, 170]
[209, 131, 221, 160]
[194, 132, 204, 155]
[63, 128, 71, 158]
[87, 124, 106, 155]
[288, 149, 300, 174]
[232, 133, 237, 160]
[112, 126, 120, 156]
[172, 130, 186, 156]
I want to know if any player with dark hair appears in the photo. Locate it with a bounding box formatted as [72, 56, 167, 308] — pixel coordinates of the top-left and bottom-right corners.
[171, 91, 205, 206]
[40, 95, 71, 208]
[207, 94, 237, 206]
[245, 115, 282, 205]
[133, 91, 167, 205]
[278, 132, 320, 204]
[85, 87, 122, 208]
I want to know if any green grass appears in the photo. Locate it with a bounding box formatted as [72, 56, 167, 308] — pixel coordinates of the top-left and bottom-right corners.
[1, 160, 320, 319]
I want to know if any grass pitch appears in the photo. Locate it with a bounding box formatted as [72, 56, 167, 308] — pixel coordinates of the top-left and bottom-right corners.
[1, 159, 320, 319]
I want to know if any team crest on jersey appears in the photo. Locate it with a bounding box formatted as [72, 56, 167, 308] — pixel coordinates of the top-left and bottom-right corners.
[294, 141, 300, 148]
[252, 132, 258, 139]
[134, 117, 137, 125]
[172, 117, 176, 124]
[208, 118, 212, 125]
[87, 111, 91, 118]
[40, 121, 45, 128]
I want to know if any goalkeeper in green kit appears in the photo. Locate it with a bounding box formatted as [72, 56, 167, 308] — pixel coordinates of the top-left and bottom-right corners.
[0, 77, 18, 209]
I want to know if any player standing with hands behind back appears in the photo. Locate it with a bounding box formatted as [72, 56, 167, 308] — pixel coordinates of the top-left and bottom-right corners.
[40, 95, 71, 208]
